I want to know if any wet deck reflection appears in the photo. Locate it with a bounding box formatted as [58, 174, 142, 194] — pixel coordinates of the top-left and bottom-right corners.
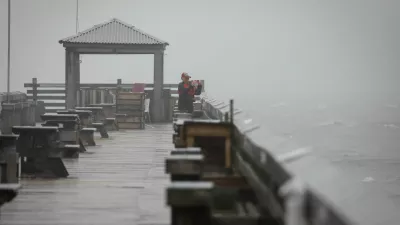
[1, 124, 172, 225]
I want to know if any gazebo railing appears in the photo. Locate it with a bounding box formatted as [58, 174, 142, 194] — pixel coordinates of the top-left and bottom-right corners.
[24, 78, 204, 112]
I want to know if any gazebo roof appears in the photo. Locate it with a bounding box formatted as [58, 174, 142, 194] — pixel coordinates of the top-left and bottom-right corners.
[59, 18, 169, 46]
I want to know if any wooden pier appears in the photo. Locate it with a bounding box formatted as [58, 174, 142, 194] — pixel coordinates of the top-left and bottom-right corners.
[2, 17, 400, 225]
[1, 125, 172, 225]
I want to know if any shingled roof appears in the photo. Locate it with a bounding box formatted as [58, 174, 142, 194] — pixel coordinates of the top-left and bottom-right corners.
[59, 18, 169, 45]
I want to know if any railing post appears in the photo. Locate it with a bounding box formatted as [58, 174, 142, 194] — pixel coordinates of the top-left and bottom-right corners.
[92, 89, 97, 105]
[229, 99, 234, 123]
[76, 89, 80, 108]
[32, 78, 37, 102]
[104, 89, 110, 103]
[116, 79, 122, 105]
[81, 89, 86, 107]
[100, 89, 105, 104]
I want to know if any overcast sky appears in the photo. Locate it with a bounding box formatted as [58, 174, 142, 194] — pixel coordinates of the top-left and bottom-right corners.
[0, 0, 399, 105]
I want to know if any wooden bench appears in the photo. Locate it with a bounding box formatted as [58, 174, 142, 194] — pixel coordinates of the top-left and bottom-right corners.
[192, 110, 204, 118]
[12, 126, 69, 178]
[0, 135, 20, 183]
[56, 110, 96, 146]
[41, 113, 80, 122]
[0, 183, 21, 209]
[41, 117, 85, 157]
[89, 122, 109, 138]
[165, 154, 204, 181]
[167, 148, 248, 188]
[166, 170, 267, 225]
[74, 108, 110, 137]
[89, 103, 115, 117]
[57, 109, 93, 127]
[181, 120, 233, 172]
[210, 187, 269, 225]
[86, 105, 119, 131]
[173, 119, 192, 148]
[80, 128, 96, 146]
[167, 181, 214, 225]
[75, 107, 105, 121]
[171, 147, 202, 155]
[173, 112, 192, 122]
[173, 119, 218, 148]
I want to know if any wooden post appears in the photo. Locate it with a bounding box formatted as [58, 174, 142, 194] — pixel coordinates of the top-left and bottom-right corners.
[116, 79, 121, 107]
[76, 89, 81, 107]
[100, 89, 105, 104]
[5, 152, 19, 183]
[92, 89, 97, 105]
[153, 51, 165, 122]
[32, 78, 37, 102]
[230, 99, 234, 123]
[81, 89, 86, 107]
[65, 50, 79, 109]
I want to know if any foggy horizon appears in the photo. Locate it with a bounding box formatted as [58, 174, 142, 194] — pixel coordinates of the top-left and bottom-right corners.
[1, 0, 400, 107]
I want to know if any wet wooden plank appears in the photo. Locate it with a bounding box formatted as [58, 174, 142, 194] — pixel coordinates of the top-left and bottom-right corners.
[1, 124, 173, 225]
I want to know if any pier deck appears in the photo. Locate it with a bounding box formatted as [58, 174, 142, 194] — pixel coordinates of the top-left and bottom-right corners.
[1, 124, 172, 225]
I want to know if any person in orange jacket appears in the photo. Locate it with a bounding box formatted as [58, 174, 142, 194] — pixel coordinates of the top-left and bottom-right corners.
[178, 73, 195, 113]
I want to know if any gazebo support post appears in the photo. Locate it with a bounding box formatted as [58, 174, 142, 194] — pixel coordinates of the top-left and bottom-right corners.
[153, 50, 165, 122]
[65, 49, 80, 110]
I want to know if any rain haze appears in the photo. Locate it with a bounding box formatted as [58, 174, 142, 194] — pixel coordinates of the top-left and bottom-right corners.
[1, 0, 400, 213]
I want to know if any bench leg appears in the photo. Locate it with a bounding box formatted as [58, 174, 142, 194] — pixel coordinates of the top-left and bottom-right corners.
[87, 137, 96, 146]
[104, 120, 118, 131]
[21, 156, 69, 178]
[80, 133, 96, 146]
[1, 153, 19, 183]
[98, 127, 109, 138]
[114, 120, 119, 131]
[79, 139, 87, 152]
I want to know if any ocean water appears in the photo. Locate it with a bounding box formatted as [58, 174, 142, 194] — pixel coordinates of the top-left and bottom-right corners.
[230, 92, 400, 210]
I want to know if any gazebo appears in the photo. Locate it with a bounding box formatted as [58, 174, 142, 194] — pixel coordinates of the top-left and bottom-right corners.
[59, 18, 169, 122]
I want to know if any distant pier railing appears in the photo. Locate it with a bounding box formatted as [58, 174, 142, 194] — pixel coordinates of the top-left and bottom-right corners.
[0, 92, 36, 134]
[24, 78, 204, 113]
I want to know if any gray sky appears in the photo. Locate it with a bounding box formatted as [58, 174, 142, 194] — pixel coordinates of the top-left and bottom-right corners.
[1, 0, 399, 105]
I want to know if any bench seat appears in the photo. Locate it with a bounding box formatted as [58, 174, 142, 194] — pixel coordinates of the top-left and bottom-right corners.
[61, 144, 80, 158]
[89, 123, 109, 138]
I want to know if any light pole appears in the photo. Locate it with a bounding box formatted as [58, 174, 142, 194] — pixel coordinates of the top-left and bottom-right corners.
[76, 0, 79, 34]
[76, 0, 82, 64]
[6, 0, 11, 102]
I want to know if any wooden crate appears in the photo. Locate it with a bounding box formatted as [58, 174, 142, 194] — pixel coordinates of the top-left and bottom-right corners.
[116, 92, 146, 129]
[117, 92, 145, 100]
[117, 99, 144, 105]
[117, 93, 145, 110]
[117, 104, 144, 111]
[118, 122, 144, 129]
[117, 116, 144, 123]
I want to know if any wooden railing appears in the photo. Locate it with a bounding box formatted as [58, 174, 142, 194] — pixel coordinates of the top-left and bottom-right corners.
[24, 78, 204, 113]
[200, 95, 355, 225]
[0, 92, 36, 134]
